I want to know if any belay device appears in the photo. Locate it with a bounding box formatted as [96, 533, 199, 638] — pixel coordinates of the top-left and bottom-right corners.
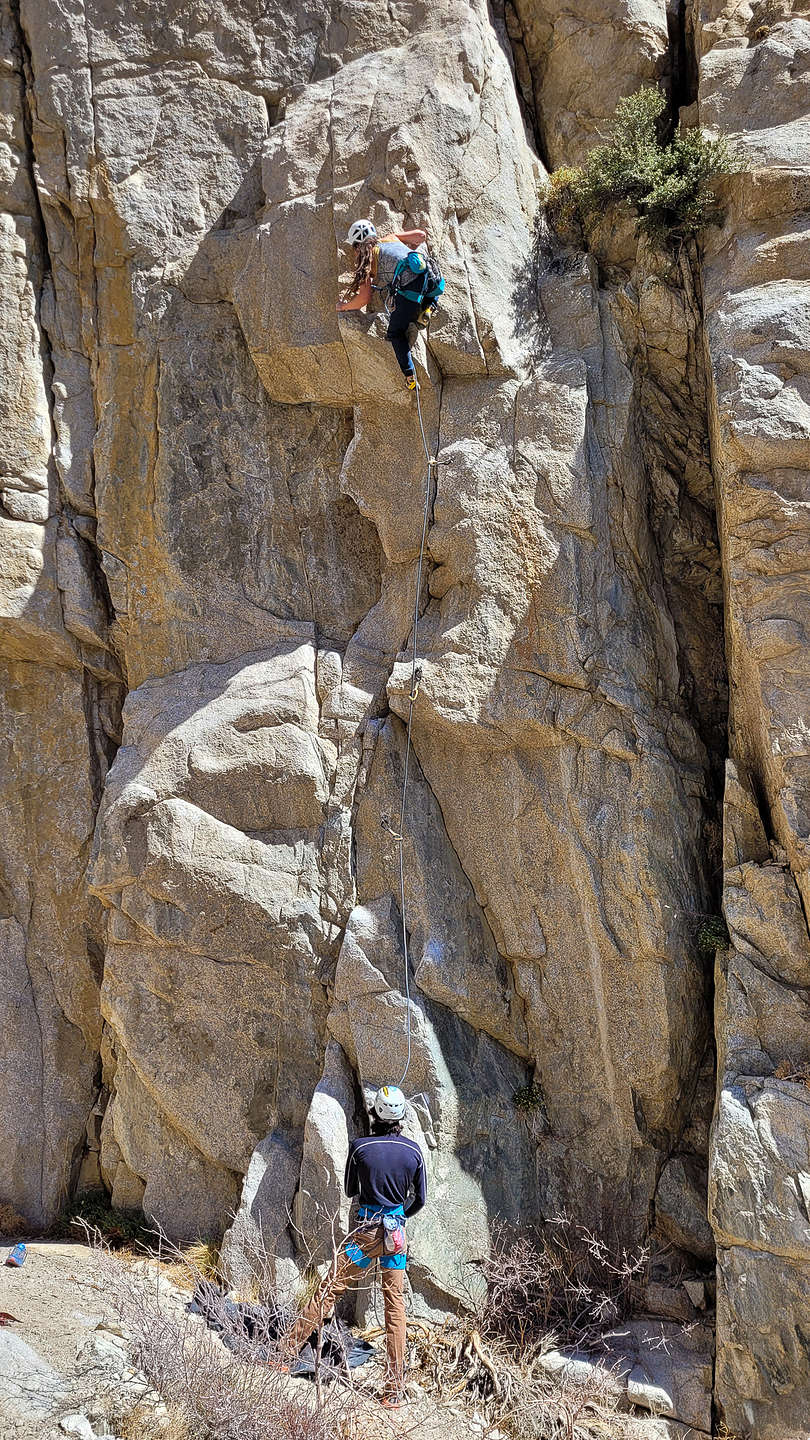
[389, 249, 445, 308]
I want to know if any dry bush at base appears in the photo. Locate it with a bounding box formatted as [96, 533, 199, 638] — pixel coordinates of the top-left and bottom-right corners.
[400, 1217, 650, 1440]
[774, 1060, 810, 1090]
[81, 1214, 652, 1440]
[497, 1367, 642, 1440]
[100, 1245, 352, 1440]
[0, 1201, 26, 1236]
[117, 1403, 193, 1440]
[405, 1322, 635, 1440]
[90, 1223, 436, 1440]
[182, 1239, 222, 1281]
[472, 1216, 647, 1352]
[160, 1239, 224, 1293]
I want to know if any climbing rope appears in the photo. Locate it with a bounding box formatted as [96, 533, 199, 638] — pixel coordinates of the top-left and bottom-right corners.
[395, 376, 436, 1088]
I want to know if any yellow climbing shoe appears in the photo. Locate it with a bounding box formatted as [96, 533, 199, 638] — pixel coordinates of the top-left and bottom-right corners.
[406, 373, 417, 390]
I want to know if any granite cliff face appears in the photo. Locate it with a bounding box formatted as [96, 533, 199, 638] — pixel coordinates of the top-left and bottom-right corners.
[1, 0, 808, 1431]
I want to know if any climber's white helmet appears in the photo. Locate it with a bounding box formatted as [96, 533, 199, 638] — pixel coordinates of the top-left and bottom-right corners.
[347, 218, 377, 246]
[372, 1084, 406, 1122]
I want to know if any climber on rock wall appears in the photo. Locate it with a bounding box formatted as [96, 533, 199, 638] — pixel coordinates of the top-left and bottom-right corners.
[337, 218, 439, 389]
[289, 1084, 427, 1408]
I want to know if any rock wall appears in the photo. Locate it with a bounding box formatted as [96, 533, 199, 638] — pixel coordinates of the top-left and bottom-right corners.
[692, 2, 810, 1433]
[1, 0, 808, 1427]
[0, 0, 120, 1225]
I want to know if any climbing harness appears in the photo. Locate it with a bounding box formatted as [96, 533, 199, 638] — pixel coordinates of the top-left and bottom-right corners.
[394, 375, 437, 1089]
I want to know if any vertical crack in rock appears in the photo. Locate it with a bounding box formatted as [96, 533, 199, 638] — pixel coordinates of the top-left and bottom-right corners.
[691, 2, 810, 1422]
[406, 730, 535, 1061]
[629, 243, 728, 789]
[6, 0, 126, 1219]
[8, 12, 67, 1211]
[609, 124, 726, 1284]
[8, 0, 50, 282]
[491, 0, 726, 1319]
[23, 892, 48, 1217]
[674, 0, 699, 111]
[11, 0, 127, 709]
[8, 0, 59, 489]
[492, 0, 550, 167]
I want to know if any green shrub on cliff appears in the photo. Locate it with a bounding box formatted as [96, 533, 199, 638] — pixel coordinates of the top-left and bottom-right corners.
[57, 1189, 153, 1249]
[696, 913, 730, 956]
[546, 87, 737, 245]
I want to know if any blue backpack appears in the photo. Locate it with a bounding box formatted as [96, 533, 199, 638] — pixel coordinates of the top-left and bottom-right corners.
[389, 250, 446, 308]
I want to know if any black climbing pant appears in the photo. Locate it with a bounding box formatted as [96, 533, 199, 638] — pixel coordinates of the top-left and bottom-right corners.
[386, 296, 423, 377]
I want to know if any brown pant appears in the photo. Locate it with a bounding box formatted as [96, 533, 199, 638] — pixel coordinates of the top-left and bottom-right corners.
[290, 1224, 407, 1387]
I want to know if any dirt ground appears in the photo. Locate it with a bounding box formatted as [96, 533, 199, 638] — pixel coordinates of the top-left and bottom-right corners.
[0, 1243, 110, 1378]
[0, 1241, 486, 1440]
[0, 1241, 114, 1439]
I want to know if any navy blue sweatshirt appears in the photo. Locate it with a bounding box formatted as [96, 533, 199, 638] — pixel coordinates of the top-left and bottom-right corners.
[344, 1132, 427, 1217]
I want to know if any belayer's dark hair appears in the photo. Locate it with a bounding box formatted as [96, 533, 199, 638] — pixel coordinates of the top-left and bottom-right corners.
[370, 1116, 403, 1137]
[342, 237, 375, 300]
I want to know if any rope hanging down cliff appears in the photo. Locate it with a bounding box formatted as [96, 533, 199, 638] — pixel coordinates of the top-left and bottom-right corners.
[395, 377, 436, 1088]
[337, 219, 442, 1089]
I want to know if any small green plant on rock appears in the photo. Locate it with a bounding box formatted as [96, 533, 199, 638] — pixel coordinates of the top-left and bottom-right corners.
[543, 166, 583, 234]
[58, 1189, 154, 1250]
[513, 1082, 545, 1113]
[696, 914, 730, 956]
[545, 86, 738, 247]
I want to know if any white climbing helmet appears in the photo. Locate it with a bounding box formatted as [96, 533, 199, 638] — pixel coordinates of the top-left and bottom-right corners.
[347, 218, 377, 246]
[372, 1084, 407, 1122]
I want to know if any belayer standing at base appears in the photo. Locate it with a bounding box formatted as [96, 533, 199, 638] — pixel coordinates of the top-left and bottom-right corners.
[289, 1084, 427, 1409]
[337, 218, 444, 389]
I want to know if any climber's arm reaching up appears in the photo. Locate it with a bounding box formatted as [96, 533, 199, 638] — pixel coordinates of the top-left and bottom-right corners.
[337, 278, 372, 311]
[395, 228, 427, 247]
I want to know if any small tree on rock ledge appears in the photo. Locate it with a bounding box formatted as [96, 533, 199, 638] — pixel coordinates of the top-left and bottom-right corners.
[545, 87, 739, 248]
